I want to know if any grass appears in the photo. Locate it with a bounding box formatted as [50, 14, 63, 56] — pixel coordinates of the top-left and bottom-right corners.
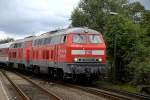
[96, 80, 139, 93]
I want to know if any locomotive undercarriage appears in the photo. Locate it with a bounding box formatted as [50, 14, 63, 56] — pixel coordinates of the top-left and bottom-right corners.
[6, 61, 105, 82]
[64, 63, 105, 82]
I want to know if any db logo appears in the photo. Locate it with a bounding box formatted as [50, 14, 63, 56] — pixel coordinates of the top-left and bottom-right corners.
[86, 50, 92, 54]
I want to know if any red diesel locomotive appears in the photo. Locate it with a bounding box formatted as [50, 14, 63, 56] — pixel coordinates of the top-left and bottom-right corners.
[0, 27, 106, 81]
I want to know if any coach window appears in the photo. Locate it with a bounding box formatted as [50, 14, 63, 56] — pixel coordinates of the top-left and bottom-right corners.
[40, 39, 42, 45]
[36, 39, 39, 46]
[41, 39, 44, 45]
[44, 38, 47, 45]
[33, 40, 35, 46]
[55, 36, 61, 44]
[14, 44, 16, 48]
[37, 39, 42, 45]
[35, 40, 37, 46]
[61, 35, 66, 43]
[44, 38, 51, 45]
[36, 40, 38, 46]
[48, 37, 51, 44]
[38, 39, 40, 45]
[22, 43, 25, 48]
[53, 36, 57, 44]
[10, 44, 14, 48]
[32, 40, 35, 46]
[51, 36, 55, 44]
[18, 43, 21, 48]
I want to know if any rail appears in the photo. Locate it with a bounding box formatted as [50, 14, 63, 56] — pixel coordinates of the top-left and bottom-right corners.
[15, 71, 62, 100]
[1, 70, 30, 100]
[58, 82, 150, 100]
[96, 86, 150, 100]
[1, 70, 62, 100]
[2, 68, 150, 100]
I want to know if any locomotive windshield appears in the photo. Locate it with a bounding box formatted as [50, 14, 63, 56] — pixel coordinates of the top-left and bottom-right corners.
[73, 34, 86, 43]
[73, 34, 103, 44]
[89, 35, 103, 43]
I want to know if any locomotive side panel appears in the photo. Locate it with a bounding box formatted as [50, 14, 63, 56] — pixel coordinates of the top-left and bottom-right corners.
[31, 34, 68, 73]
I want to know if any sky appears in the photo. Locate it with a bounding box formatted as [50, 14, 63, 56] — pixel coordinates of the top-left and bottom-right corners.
[0, 0, 80, 39]
[0, 0, 149, 40]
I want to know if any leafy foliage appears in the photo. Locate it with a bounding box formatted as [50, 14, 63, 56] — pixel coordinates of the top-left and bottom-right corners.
[0, 37, 14, 44]
[71, 0, 150, 85]
[105, 15, 141, 82]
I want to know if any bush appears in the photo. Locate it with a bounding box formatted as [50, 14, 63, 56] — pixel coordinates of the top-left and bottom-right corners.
[132, 62, 150, 85]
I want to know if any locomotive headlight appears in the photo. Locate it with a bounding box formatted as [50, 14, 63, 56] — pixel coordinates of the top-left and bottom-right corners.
[98, 58, 102, 62]
[74, 58, 78, 62]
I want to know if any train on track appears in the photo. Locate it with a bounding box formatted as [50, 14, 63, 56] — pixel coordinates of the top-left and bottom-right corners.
[0, 27, 106, 82]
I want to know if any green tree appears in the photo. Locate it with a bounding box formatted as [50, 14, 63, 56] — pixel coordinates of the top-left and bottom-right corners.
[129, 10, 150, 85]
[105, 15, 141, 82]
[0, 37, 14, 44]
[71, 0, 149, 84]
[141, 10, 150, 46]
[71, 0, 106, 32]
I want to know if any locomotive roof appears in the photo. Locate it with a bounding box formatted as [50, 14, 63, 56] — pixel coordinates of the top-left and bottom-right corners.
[34, 27, 100, 40]
[11, 27, 101, 43]
[0, 42, 12, 48]
[66, 27, 100, 34]
[12, 36, 36, 44]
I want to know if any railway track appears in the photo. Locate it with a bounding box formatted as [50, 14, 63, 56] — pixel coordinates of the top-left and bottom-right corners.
[95, 86, 150, 100]
[58, 83, 135, 100]
[1, 68, 150, 100]
[0, 70, 62, 100]
[59, 81, 150, 100]
[21, 74, 150, 100]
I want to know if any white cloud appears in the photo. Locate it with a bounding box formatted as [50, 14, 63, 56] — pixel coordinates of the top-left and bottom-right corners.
[0, 31, 10, 39]
[0, 0, 80, 39]
[0, 31, 22, 40]
[0, 0, 148, 40]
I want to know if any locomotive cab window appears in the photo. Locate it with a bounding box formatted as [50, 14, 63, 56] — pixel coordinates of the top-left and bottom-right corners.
[73, 34, 86, 44]
[89, 35, 103, 43]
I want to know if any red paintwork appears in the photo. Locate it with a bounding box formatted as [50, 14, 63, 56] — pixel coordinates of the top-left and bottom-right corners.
[8, 32, 106, 65]
[66, 33, 106, 63]
[0, 48, 9, 57]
